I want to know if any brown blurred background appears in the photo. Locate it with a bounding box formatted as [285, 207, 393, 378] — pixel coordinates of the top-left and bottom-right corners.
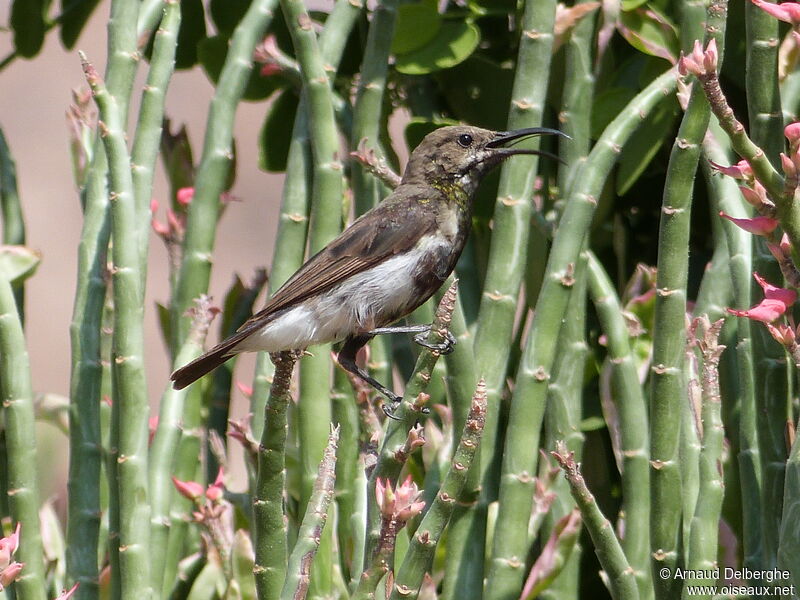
[0, 2, 287, 496]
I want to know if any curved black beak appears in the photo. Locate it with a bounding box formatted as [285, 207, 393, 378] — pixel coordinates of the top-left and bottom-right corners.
[485, 127, 568, 148]
[484, 127, 569, 164]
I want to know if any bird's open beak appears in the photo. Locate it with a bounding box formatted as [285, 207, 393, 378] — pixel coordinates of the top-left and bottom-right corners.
[485, 127, 568, 163]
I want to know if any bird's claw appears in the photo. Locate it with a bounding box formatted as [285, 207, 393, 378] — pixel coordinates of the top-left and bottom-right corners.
[413, 329, 457, 355]
[381, 395, 431, 419]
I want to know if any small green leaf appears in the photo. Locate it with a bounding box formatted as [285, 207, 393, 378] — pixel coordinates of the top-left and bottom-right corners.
[11, 0, 47, 58]
[395, 21, 480, 75]
[580, 415, 607, 432]
[259, 89, 300, 172]
[60, 0, 102, 49]
[616, 96, 678, 195]
[0, 246, 41, 284]
[197, 35, 288, 101]
[392, 0, 441, 55]
[618, 7, 679, 63]
[156, 302, 171, 350]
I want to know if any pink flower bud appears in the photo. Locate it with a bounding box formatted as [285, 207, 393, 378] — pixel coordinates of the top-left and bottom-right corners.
[752, 0, 800, 25]
[755, 272, 797, 305]
[786, 122, 800, 146]
[739, 182, 772, 211]
[678, 39, 717, 76]
[781, 152, 797, 178]
[766, 322, 797, 345]
[727, 300, 790, 323]
[205, 468, 225, 502]
[0, 562, 24, 588]
[709, 159, 753, 179]
[0, 523, 20, 569]
[172, 476, 204, 501]
[719, 212, 779, 236]
[176, 187, 194, 206]
[727, 273, 797, 323]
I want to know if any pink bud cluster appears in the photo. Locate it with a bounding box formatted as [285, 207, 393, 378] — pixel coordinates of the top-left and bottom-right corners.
[375, 475, 426, 524]
[727, 272, 796, 323]
[172, 468, 228, 522]
[0, 524, 21, 591]
[678, 39, 718, 77]
[254, 35, 284, 77]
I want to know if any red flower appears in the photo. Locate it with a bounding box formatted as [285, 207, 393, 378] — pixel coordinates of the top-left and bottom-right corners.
[752, 0, 800, 25]
[727, 273, 797, 323]
[719, 212, 779, 236]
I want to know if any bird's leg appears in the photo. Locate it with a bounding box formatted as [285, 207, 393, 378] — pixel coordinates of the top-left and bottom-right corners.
[337, 335, 402, 419]
[367, 324, 457, 355]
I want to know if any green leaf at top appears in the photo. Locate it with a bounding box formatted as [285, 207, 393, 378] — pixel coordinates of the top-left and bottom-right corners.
[259, 89, 300, 172]
[60, 0, 102, 49]
[0, 246, 41, 284]
[197, 35, 288, 102]
[392, 0, 441, 55]
[618, 7, 679, 63]
[11, 0, 47, 58]
[395, 21, 480, 75]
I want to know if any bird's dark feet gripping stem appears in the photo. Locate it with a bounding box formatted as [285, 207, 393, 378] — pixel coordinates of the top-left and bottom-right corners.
[336, 324, 457, 418]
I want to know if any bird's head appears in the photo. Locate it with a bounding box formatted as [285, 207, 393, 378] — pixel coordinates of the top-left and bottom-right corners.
[401, 125, 566, 195]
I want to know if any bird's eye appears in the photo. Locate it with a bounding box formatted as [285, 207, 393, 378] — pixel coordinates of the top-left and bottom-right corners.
[457, 133, 473, 148]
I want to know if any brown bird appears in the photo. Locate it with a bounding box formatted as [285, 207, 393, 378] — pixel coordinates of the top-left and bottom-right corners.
[171, 125, 564, 410]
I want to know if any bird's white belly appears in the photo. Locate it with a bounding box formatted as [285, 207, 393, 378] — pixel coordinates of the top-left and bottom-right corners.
[234, 235, 447, 353]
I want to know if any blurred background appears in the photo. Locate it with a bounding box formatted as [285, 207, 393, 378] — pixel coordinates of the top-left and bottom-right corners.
[0, 0, 289, 499]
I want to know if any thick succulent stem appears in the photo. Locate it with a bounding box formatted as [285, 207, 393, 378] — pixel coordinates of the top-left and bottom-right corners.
[170, 0, 277, 353]
[82, 51, 153, 600]
[254, 350, 300, 600]
[389, 380, 487, 600]
[587, 253, 651, 597]
[279, 426, 340, 600]
[450, 2, 558, 596]
[485, 68, 676, 600]
[649, 54, 710, 600]
[0, 275, 45, 599]
[67, 2, 140, 596]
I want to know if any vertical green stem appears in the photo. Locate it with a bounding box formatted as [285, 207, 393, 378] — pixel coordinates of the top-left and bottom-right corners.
[587, 253, 651, 598]
[82, 49, 153, 599]
[484, 68, 677, 600]
[539, 254, 588, 600]
[449, 1, 558, 596]
[130, 0, 180, 279]
[0, 129, 25, 315]
[745, 0, 788, 569]
[67, 1, 140, 596]
[170, 0, 277, 353]
[277, 1, 345, 596]
[0, 276, 45, 600]
[254, 351, 299, 600]
[649, 59, 710, 600]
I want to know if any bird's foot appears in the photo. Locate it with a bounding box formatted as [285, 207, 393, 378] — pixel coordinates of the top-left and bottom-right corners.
[381, 392, 431, 419]
[413, 329, 457, 355]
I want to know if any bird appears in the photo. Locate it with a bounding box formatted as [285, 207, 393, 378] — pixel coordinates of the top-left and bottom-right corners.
[171, 125, 564, 410]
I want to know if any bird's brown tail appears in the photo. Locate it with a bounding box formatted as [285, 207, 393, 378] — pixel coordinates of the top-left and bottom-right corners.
[170, 334, 245, 390]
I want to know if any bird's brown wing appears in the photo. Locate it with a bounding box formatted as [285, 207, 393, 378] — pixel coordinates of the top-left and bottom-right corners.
[236, 188, 437, 334]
